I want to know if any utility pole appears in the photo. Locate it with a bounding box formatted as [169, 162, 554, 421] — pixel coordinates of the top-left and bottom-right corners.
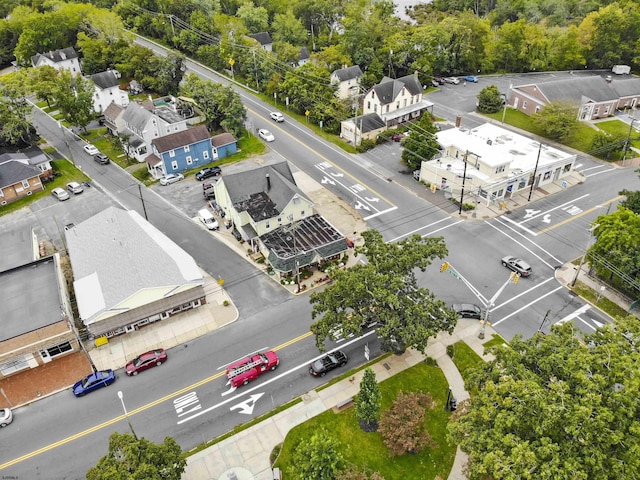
[138, 184, 148, 221]
[58, 121, 76, 167]
[570, 224, 600, 287]
[527, 142, 543, 201]
[252, 49, 259, 90]
[622, 116, 636, 166]
[458, 150, 469, 214]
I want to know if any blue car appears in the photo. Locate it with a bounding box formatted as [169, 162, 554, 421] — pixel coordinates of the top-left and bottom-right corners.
[73, 369, 116, 397]
[464, 75, 478, 83]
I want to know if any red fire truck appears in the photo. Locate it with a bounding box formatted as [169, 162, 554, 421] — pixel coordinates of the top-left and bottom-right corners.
[226, 351, 280, 387]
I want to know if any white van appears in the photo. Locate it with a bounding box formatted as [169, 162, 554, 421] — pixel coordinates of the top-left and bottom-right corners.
[198, 209, 219, 230]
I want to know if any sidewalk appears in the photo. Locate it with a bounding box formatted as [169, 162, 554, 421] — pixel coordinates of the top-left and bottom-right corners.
[183, 318, 498, 480]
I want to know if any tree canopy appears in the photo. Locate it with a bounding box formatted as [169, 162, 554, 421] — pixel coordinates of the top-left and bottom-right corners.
[449, 317, 640, 480]
[310, 230, 457, 354]
[86, 432, 186, 480]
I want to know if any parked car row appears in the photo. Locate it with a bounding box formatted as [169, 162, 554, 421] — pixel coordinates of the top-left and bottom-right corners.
[432, 75, 479, 86]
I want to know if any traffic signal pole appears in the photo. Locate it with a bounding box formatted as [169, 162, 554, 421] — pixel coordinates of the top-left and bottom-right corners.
[439, 262, 520, 339]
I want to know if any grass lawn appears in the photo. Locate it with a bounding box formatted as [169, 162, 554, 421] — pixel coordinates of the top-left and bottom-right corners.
[0, 159, 88, 217]
[573, 281, 634, 319]
[597, 119, 640, 149]
[273, 362, 457, 479]
[450, 342, 484, 388]
[483, 334, 507, 354]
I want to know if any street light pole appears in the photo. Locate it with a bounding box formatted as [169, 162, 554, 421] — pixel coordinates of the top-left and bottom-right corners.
[117, 391, 138, 440]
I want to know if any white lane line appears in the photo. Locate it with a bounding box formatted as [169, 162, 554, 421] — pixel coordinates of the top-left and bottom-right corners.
[492, 286, 563, 326]
[492, 277, 556, 311]
[387, 217, 452, 243]
[364, 206, 398, 221]
[574, 315, 597, 330]
[422, 219, 464, 237]
[492, 217, 563, 264]
[499, 215, 538, 236]
[485, 220, 559, 269]
[177, 330, 377, 425]
[578, 165, 605, 172]
[585, 169, 617, 178]
[555, 304, 591, 325]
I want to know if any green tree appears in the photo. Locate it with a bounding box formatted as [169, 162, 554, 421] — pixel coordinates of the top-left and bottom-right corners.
[27, 65, 59, 108]
[236, 1, 269, 33]
[143, 53, 186, 96]
[532, 101, 579, 141]
[289, 428, 345, 480]
[400, 114, 441, 171]
[86, 432, 186, 480]
[619, 182, 640, 214]
[378, 391, 435, 457]
[52, 71, 95, 131]
[449, 317, 640, 480]
[0, 71, 34, 147]
[271, 9, 308, 45]
[355, 368, 381, 432]
[476, 84, 503, 114]
[310, 230, 457, 355]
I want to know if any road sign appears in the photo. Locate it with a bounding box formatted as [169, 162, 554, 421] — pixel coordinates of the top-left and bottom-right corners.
[447, 269, 460, 280]
[305, 110, 310, 116]
[561, 180, 568, 188]
[229, 58, 235, 66]
[364, 344, 370, 361]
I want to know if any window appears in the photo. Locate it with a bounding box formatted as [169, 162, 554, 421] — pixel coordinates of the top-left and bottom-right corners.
[203, 151, 209, 159]
[604, 106, 610, 114]
[385, 105, 389, 113]
[293, 197, 300, 205]
[186, 155, 192, 165]
[495, 165, 505, 174]
[288, 214, 294, 221]
[535, 106, 541, 113]
[403, 99, 407, 107]
[543, 171, 551, 180]
[594, 107, 600, 115]
[184, 145, 190, 153]
[367, 101, 371, 110]
[300, 210, 305, 217]
[171, 161, 178, 170]
[45, 341, 73, 358]
[563, 163, 572, 173]
[523, 101, 528, 109]
[21, 179, 30, 188]
[169, 150, 175, 158]
[374, 104, 378, 113]
[266, 221, 270, 228]
[278, 217, 282, 224]
[396, 102, 400, 109]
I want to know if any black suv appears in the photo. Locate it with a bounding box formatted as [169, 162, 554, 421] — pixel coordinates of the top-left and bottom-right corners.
[195, 167, 222, 181]
[309, 351, 348, 377]
[94, 153, 110, 165]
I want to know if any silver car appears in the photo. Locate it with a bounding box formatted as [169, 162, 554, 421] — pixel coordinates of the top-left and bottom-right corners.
[66, 181, 84, 195]
[51, 187, 70, 201]
[0, 407, 12, 427]
[159, 173, 184, 186]
[501, 256, 532, 277]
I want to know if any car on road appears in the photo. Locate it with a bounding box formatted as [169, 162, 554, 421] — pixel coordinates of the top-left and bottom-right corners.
[444, 77, 460, 85]
[94, 153, 110, 165]
[159, 173, 184, 186]
[309, 350, 348, 377]
[464, 75, 478, 83]
[453, 303, 484, 319]
[51, 187, 70, 201]
[195, 167, 222, 181]
[66, 181, 84, 195]
[72, 369, 116, 397]
[0, 407, 12, 427]
[501, 256, 532, 277]
[270, 111, 284, 122]
[125, 349, 167, 376]
[258, 129, 275, 142]
[83, 144, 99, 155]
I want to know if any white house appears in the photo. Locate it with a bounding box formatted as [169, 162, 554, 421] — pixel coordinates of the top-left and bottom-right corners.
[247, 32, 273, 52]
[417, 123, 577, 205]
[31, 47, 81, 73]
[331, 65, 364, 100]
[88, 70, 129, 113]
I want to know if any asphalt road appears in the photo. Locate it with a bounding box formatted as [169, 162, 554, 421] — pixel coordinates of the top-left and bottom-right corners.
[2, 43, 632, 476]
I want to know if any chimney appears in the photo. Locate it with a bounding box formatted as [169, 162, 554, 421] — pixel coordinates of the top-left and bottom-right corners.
[266, 173, 270, 190]
[414, 71, 419, 77]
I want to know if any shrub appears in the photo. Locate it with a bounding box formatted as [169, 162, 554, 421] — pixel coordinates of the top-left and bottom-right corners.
[356, 138, 376, 152]
[446, 345, 454, 358]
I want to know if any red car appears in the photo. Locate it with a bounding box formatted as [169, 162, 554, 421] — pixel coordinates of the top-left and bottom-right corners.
[125, 349, 167, 376]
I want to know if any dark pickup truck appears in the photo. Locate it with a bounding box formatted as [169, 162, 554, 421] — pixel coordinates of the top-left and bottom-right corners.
[309, 351, 348, 377]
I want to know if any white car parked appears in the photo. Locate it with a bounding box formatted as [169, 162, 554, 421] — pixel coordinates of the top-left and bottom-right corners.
[159, 173, 184, 186]
[258, 129, 275, 142]
[0, 407, 12, 427]
[51, 187, 70, 201]
[83, 144, 99, 155]
[66, 181, 84, 195]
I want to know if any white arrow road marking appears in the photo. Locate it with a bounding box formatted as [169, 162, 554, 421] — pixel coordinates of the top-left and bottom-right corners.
[230, 393, 265, 415]
[221, 384, 237, 396]
[591, 319, 605, 329]
[523, 209, 541, 219]
[542, 214, 551, 223]
[354, 201, 371, 211]
[330, 172, 344, 177]
[177, 330, 377, 425]
[364, 197, 379, 202]
[321, 176, 336, 185]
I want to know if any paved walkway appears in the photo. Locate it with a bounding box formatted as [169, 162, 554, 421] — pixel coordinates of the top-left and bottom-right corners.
[183, 318, 497, 480]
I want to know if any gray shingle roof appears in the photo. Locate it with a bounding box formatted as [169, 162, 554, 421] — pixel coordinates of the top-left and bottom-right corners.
[152, 125, 210, 153]
[299, 47, 310, 60]
[0, 159, 41, 189]
[211, 132, 236, 147]
[104, 103, 124, 121]
[66, 207, 202, 322]
[31, 47, 78, 66]
[122, 103, 153, 132]
[89, 71, 120, 90]
[248, 32, 272, 45]
[521, 76, 617, 103]
[221, 162, 310, 219]
[372, 74, 423, 105]
[608, 77, 640, 97]
[332, 65, 364, 82]
[350, 113, 386, 133]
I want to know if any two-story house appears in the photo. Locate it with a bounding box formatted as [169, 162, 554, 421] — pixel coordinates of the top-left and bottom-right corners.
[331, 65, 364, 100]
[31, 47, 81, 73]
[118, 101, 189, 162]
[103, 103, 126, 136]
[417, 123, 576, 205]
[213, 161, 349, 278]
[341, 73, 433, 145]
[247, 32, 273, 52]
[88, 70, 129, 113]
[146, 125, 216, 178]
